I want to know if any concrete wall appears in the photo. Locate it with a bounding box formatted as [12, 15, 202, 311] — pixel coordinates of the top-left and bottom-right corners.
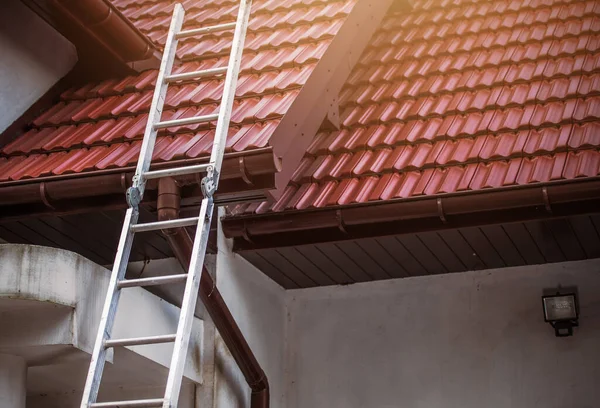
[4, 225, 598, 408]
[214, 210, 287, 408]
[285, 259, 600, 408]
[0, 0, 77, 133]
[0, 244, 204, 407]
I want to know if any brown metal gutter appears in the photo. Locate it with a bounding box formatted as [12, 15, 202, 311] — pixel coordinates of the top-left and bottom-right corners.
[222, 178, 600, 250]
[157, 177, 269, 408]
[0, 149, 280, 220]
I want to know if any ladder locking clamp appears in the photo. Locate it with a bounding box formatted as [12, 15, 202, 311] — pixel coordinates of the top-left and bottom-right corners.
[126, 186, 142, 208]
[201, 167, 219, 198]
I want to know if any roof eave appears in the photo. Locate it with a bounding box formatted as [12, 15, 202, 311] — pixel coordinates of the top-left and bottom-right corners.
[23, 0, 160, 73]
[222, 178, 600, 250]
[0, 148, 280, 221]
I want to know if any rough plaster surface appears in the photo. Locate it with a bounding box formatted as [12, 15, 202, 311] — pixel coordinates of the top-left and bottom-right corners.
[285, 259, 600, 408]
[0, 0, 77, 133]
[0, 244, 204, 406]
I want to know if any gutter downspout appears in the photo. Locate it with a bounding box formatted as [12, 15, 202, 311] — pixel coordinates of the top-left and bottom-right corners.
[157, 177, 270, 407]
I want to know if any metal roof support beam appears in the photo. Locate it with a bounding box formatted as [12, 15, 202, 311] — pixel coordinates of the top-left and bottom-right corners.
[267, 0, 401, 199]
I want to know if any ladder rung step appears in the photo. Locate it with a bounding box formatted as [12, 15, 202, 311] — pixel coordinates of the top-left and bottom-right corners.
[143, 163, 212, 180]
[165, 66, 227, 82]
[104, 334, 176, 348]
[154, 113, 219, 130]
[90, 398, 165, 407]
[130, 217, 199, 233]
[177, 22, 236, 38]
[118, 274, 188, 289]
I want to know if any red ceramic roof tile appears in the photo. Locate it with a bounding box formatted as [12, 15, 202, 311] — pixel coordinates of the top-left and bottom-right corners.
[0, 156, 30, 182]
[1, 0, 357, 181]
[310, 181, 339, 208]
[530, 99, 578, 126]
[327, 178, 359, 205]
[573, 96, 600, 121]
[368, 173, 401, 201]
[479, 131, 528, 160]
[242, 0, 600, 214]
[424, 164, 476, 195]
[2, 128, 55, 155]
[488, 105, 536, 132]
[563, 150, 600, 178]
[6, 0, 600, 214]
[568, 122, 600, 148]
[469, 159, 522, 189]
[516, 153, 567, 184]
[9, 152, 70, 180]
[436, 136, 486, 165]
[524, 125, 573, 154]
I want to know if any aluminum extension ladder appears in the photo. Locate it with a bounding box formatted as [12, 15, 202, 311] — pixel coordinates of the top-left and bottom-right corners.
[80, 1, 252, 407]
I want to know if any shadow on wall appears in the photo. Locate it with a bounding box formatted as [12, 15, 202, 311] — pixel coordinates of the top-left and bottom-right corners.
[214, 335, 247, 408]
[0, 0, 77, 133]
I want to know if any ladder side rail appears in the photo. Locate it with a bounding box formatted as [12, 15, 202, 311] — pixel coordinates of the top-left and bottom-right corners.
[208, 0, 253, 186]
[80, 208, 140, 406]
[162, 197, 215, 408]
[130, 4, 185, 203]
[81, 6, 185, 405]
[162, 4, 254, 404]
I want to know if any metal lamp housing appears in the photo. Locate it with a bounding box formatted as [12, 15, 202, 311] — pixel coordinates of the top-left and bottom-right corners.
[542, 293, 579, 337]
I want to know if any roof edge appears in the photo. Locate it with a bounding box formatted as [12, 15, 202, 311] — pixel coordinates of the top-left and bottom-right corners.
[222, 178, 600, 250]
[266, 0, 399, 200]
[0, 148, 280, 220]
[24, 0, 160, 71]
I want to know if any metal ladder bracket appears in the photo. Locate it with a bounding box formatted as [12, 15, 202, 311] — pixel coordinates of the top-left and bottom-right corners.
[201, 167, 219, 197]
[126, 185, 142, 208]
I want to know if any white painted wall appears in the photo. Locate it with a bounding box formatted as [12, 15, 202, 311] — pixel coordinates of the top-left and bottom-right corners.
[0, 0, 77, 133]
[214, 210, 287, 408]
[285, 259, 600, 408]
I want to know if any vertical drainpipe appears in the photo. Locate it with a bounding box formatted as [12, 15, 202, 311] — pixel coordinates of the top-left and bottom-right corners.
[157, 177, 270, 407]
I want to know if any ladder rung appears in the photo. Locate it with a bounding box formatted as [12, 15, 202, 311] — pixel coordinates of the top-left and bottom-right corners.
[165, 66, 227, 82]
[90, 398, 165, 407]
[154, 113, 219, 130]
[130, 217, 199, 233]
[177, 22, 236, 39]
[118, 274, 188, 289]
[104, 334, 176, 348]
[143, 163, 212, 180]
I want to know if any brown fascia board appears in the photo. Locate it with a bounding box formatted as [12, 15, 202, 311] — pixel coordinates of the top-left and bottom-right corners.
[0, 148, 280, 221]
[24, 0, 160, 72]
[266, 0, 398, 200]
[221, 178, 600, 251]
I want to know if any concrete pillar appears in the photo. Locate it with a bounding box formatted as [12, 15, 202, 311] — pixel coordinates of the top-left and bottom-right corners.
[0, 354, 27, 408]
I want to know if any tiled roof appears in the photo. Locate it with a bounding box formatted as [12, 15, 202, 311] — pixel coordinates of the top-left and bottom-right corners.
[0, 0, 356, 181]
[236, 0, 600, 214]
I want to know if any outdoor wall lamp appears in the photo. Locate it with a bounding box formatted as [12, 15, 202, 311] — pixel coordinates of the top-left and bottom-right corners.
[542, 290, 579, 337]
